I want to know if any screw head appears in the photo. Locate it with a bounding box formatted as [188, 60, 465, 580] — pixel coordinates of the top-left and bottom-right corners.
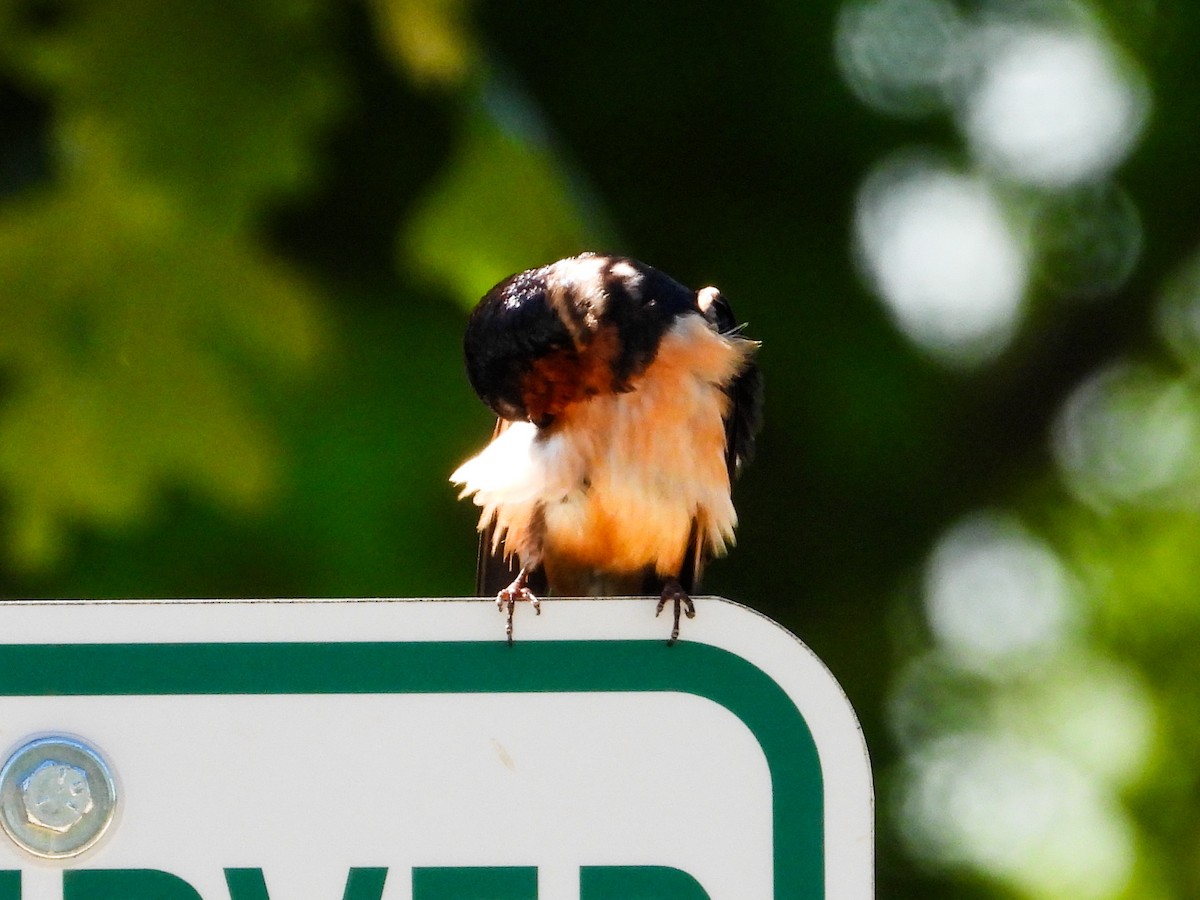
[21, 760, 95, 833]
[0, 737, 116, 858]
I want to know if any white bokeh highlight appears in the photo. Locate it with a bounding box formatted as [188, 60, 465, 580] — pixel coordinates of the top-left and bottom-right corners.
[962, 25, 1149, 187]
[924, 512, 1073, 672]
[835, 0, 966, 117]
[855, 155, 1028, 365]
[996, 654, 1158, 789]
[1052, 363, 1200, 509]
[899, 733, 1137, 899]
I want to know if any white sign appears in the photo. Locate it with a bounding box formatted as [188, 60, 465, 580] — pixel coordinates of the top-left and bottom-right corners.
[0, 597, 873, 899]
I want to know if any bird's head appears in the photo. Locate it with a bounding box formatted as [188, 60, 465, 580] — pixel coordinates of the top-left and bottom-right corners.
[463, 254, 697, 428]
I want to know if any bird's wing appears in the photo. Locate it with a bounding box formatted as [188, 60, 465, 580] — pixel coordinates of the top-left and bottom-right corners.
[686, 288, 765, 591]
[698, 288, 764, 478]
[724, 345, 764, 478]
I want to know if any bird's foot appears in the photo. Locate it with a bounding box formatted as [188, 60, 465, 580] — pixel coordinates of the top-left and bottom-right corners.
[655, 578, 695, 646]
[497, 568, 541, 646]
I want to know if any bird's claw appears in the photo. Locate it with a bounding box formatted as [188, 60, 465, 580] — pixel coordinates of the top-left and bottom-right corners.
[497, 571, 540, 646]
[655, 580, 695, 646]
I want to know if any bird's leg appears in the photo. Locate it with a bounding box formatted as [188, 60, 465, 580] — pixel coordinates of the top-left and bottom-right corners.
[655, 577, 695, 646]
[497, 566, 541, 646]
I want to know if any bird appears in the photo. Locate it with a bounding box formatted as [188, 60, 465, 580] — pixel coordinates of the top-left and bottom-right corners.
[450, 253, 762, 644]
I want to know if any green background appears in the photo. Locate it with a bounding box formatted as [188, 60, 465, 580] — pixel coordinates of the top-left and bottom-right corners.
[0, 1, 1197, 897]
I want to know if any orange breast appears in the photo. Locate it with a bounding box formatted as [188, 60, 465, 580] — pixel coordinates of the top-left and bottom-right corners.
[534, 314, 750, 581]
[451, 313, 757, 589]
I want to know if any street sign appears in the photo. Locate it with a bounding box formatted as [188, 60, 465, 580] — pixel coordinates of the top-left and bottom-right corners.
[0, 597, 873, 899]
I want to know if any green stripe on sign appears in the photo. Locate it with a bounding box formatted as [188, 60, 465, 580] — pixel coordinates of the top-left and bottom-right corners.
[581, 865, 712, 899]
[224, 869, 271, 900]
[413, 866, 537, 899]
[64, 869, 203, 899]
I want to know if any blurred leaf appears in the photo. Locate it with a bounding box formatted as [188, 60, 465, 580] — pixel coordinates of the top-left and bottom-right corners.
[6, 0, 341, 230]
[369, 0, 478, 87]
[0, 168, 324, 569]
[0, 0, 340, 570]
[402, 81, 610, 308]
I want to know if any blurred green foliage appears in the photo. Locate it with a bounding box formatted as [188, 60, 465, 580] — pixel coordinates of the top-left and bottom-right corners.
[2, 0, 1200, 897]
[0, 0, 332, 567]
[404, 88, 610, 308]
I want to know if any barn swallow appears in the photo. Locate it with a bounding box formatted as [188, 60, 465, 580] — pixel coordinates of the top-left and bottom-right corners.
[451, 253, 762, 645]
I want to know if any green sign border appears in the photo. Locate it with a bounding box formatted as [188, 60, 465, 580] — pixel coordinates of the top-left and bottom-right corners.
[0, 640, 824, 898]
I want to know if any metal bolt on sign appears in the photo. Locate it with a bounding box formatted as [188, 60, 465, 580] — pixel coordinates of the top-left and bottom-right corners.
[0, 737, 117, 858]
[21, 759, 94, 832]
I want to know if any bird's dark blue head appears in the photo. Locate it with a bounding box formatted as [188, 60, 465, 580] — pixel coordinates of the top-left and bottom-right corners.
[463, 267, 576, 425]
[463, 254, 699, 427]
